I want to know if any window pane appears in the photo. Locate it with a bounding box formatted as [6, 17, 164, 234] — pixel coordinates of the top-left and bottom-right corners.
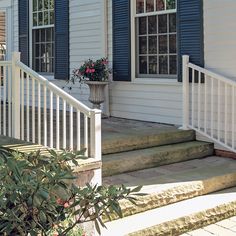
[139, 56, 147, 74]
[149, 36, 157, 54]
[169, 55, 177, 74]
[169, 34, 176, 53]
[35, 44, 40, 57]
[158, 14, 167, 33]
[38, 0, 43, 11]
[46, 28, 52, 41]
[139, 17, 147, 35]
[169, 14, 176, 33]
[33, 13, 37, 26]
[159, 35, 167, 54]
[41, 44, 45, 57]
[156, 0, 165, 11]
[136, 0, 144, 14]
[146, 0, 154, 12]
[139, 37, 147, 54]
[41, 29, 46, 42]
[166, 0, 176, 10]
[43, 0, 49, 10]
[46, 44, 52, 57]
[159, 55, 168, 74]
[49, 0, 54, 9]
[49, 10, 54, 24]
[148, 16, 157, 34]
[35, 59, 40, 72]
[44, 11, 49, 25]
[149, 56, 157, 74]
[33, 0, 37, 11]
[38, 12, 43, 26]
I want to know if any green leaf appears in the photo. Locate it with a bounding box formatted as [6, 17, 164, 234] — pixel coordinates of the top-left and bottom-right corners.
[94, 219, 101, 235]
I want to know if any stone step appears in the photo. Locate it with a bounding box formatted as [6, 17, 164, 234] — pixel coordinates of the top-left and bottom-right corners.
[102, 141, 214, 177]
[102, 129, 195, 155]
[101, 187, 236, 236]
[103, 156, 236, 221]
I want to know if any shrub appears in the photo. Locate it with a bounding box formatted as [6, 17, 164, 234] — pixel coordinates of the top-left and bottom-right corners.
[0, 148, 141, 236]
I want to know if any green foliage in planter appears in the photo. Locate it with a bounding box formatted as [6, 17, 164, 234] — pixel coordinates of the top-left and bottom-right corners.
[0, 148, 141, 236]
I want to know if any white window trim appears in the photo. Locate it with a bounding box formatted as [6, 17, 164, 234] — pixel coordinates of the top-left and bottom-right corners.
[130, 1, 177, 82]
[29, 0, 55, 74]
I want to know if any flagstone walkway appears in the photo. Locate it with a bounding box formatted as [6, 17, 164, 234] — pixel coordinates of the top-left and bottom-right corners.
[181, 216, 236, 235]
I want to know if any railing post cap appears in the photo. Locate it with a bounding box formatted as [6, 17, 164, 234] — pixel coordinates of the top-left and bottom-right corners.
[91, 109, 102, 115]
[12, 52, 21, 61]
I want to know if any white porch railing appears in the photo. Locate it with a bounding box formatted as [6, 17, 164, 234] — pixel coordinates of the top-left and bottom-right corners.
[183, 55, 236, 152]
[0, 52, 101, 161]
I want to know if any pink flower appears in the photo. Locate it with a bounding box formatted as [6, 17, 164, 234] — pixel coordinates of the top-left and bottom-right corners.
[64, 202, 70, 208]
[91, 69, 95, 73]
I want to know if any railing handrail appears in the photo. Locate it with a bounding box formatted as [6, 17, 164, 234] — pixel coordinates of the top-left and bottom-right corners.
[16, 61, 94, 117]
[0, 60, 11, 66]
[188, 62, 236, 87]
[183, 55, 236, 153]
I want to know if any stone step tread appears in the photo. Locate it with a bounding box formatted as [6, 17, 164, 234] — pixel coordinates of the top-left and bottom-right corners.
[103, 141, 214, 176]
[102, 129, 195, 154]
[103, 156, 236, 193]
[101, 187, 236, 236]
[103, 156, 236, 220]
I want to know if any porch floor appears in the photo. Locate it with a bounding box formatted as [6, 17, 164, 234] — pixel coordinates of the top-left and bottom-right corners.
[0, 117, 178, 153]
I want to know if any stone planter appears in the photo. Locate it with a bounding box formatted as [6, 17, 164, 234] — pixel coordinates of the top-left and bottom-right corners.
[85, 81, 108, 109]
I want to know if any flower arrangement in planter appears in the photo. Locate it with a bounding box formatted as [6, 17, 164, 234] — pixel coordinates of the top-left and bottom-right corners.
[71, 58, 111, 109]
[71, 58, 110, 83]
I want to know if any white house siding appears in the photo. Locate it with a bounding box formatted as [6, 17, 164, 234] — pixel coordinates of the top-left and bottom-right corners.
[204, 0, 236, 81]
[52, 0, 107, 108]
[107, 0, 182, 125]
[12, 0, 18, 52]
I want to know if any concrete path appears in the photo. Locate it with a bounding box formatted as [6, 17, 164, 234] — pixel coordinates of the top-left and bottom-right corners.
[181, 216, 236, 235]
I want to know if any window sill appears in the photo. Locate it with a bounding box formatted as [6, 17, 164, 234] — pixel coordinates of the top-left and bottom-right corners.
[131, 77, 180, 85]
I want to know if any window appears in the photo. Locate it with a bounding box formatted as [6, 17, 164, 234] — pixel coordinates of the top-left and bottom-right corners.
[135, 0, 177, 77]
[32, 0, 54, 73]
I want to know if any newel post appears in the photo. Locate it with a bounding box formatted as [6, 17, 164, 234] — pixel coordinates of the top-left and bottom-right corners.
[90, 109, 102, 185]
[12, 52, 21, 139]
[182, 55, 190, 130]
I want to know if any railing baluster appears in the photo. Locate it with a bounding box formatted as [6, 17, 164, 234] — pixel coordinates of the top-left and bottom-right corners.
[56, 95, 60, 150]
[84, 115, 88, 156]
[0, 66, 2, 135]
[198, 71, 201, 130]
[70, 105, 73, 150]
[32, 78, 35, 143]
[204, 74, 207, 133]
[191, 69, 195, 127]
[63, 100, 66, 149]
[3, 65, 6, 136]
[50, 91, 53, 148]
[21, 70, 24, 139]
[38, 82, 41, 145]
[211, 77, 214, 137]
[8, 65, 12, 136]
[26, 74, 30, 141]
[217, 80, 221, 141]
[225, 84, 228, 144]
[44, 85, 47, 146]
[77, 110, 81, 150]
[232, 86, 235, 149]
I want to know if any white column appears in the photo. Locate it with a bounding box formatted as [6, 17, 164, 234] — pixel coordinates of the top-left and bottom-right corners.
[182, 55, 190, 130]
[11, 52, 21, 139]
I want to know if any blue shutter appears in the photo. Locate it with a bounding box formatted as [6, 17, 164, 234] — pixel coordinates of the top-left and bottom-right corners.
[177, 0, 204, 81]
[55, 0, 69, 80]
[113, 0, 131, 81]
[19, 0, 29, 65]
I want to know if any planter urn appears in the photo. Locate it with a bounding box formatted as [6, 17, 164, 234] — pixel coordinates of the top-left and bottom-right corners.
[85, 81, 108, 109]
